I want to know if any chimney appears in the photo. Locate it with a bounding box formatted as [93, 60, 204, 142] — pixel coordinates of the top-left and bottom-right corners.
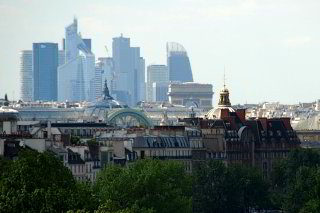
[47, 121, 52, 140]
[280, 117, 292, 130]
[225, 117, 237, 130]
[236, 109, 246, 123]
[258, 118, 268, 131]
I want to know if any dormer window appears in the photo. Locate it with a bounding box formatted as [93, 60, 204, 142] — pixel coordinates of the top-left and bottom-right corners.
[269, 131, 273, 137]
[277, 130, 282, 137]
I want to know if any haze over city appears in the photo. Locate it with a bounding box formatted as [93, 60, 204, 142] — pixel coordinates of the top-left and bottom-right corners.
[1, 0, 320, 104]
[3, 1, 320, 213]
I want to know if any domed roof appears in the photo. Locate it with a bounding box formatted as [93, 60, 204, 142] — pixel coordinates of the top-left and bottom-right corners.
[220, 86, 229, 93]
[206, 80, 234, 119]
[0, 107, 19, 121]
[91, 80, 124, 109]
[93, 99, 123, 109]
[206, 106, 235, 119]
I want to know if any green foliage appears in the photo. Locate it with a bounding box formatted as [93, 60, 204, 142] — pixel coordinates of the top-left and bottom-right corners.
[96, 202, 155, 213]
[3, 147, 320, 213]
[71, 136, 81, 145]
[0, 150, 92, 213]
[193, 161, 270, 213]
[87, 138, 97, 146]
[95, 159, 192, 213]
[271, 148, 320, 213]
[75, 181, 100, 212]
[0, 156, 11, 176]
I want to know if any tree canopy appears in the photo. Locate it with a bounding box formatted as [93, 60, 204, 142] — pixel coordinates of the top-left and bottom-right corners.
[94, 159, 192, 213]
[271, 148, 320, 213]
[2, 148, 320, 213]
[0, 150, 94, 212]
[193, 161, 270, 213]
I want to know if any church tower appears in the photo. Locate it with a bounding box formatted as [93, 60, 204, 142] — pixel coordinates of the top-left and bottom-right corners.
[218, 72, 231, 107]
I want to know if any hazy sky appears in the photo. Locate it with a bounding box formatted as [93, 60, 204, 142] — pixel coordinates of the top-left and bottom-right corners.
[1, 0, 319, 105]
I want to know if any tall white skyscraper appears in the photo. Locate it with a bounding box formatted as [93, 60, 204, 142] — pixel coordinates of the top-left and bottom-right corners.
[20, 50, 33, 101]
[58, 18, 95, 102]
[146, 65, 169, 102]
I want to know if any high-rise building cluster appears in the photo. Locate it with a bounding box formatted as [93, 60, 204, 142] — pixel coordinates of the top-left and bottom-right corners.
[20, 18, 212, 107]
[58, 19, 95, 102]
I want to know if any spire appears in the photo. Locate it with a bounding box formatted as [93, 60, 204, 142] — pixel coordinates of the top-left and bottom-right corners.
[103, 80, 113, 100]
[223, 66, 226, 89]
[218, 69, 231, 107]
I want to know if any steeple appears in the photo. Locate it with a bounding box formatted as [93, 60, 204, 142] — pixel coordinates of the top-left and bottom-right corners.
[218, 72, 231, 107]
[103, 80, 113, 100]
[223, 66, 226, 89]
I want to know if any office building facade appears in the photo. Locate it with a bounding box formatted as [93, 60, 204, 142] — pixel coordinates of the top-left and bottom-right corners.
[146, 65, 169, 102]
[58, 50, 65, 67]
[58, 18, 95, 102]
[167, 42, 193, 82]
[33, 43, 58, 101]
[112, 35, 145, 106]
[139, 57, 146, 102]
[20, 50, 33, 101]
[152, 82, 170, 102]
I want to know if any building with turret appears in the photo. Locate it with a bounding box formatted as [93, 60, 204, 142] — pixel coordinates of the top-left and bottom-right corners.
[184, 81, 301, 177]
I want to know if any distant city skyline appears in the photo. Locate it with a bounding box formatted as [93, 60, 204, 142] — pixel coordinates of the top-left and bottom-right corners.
[1, 0, 320, 104]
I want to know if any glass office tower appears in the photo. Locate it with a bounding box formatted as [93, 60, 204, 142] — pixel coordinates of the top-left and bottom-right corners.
[167, 42, 193, 82]
[33, 43, 58, 101]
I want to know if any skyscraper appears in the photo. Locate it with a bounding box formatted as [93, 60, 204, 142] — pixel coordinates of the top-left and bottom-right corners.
[58, 18, 95, 102]
[94, 57, 114, 101]
[166, 42, 193, 82]
[152, 82, 170, 102]
[20, 50, 33, 101]
[146, 65, 169, 102]
[112, 35, 145, 106]
[33, 43, 58, 101]
[139, 57, 146, 102]
[58, 50, 65, 66]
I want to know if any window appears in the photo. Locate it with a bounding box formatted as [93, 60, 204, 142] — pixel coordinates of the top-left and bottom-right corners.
[43, 131, 48, 138]
[141, 150, 145, 159]
[263, 162, 268, 170]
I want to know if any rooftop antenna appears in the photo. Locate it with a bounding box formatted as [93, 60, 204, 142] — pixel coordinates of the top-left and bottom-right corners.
[223, 65, 226, 88]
